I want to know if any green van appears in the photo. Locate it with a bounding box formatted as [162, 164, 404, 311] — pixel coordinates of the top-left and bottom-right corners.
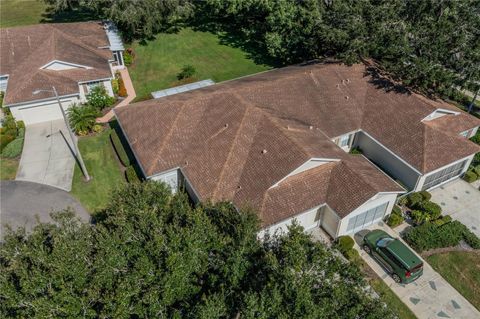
[363, 229, 423, 283]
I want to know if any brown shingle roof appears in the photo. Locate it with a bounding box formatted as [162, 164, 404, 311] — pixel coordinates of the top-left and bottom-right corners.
[1, 22, 113, 105]
[115, 63, 479, 226]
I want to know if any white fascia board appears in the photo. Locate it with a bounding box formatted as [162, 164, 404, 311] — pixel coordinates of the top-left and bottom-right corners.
[360, 130, 423, 175]
[40, 60, 93, 70]
[78, 77, 113, 84]
[421, 108, 460, 122]
[4, 93, 79, 108]
[114, 110, 148, 178]
[269, 157, 341, 189]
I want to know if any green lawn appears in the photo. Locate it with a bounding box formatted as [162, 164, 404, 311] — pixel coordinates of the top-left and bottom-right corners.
[129, 28, 271, 100]
[369, 277, 417, 319]
[70, 128, 125, 213]
[0, 0, 46, 28]
[0, 157, 19, 180]
[427, 251, 480, 311]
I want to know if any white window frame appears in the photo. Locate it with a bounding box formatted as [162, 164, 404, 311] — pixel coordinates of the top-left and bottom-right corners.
[339, 134, 350, 147]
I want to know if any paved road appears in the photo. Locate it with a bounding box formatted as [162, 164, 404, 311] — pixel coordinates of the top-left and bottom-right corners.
[16, 120, 76, 191]
[0, 180, 89, 238]
[354, 223, 480, 319]
[430, 179, 480, 237]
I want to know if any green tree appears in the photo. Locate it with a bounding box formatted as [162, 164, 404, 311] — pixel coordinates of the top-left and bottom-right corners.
[1, 182, 395, 318]
[67, 104, 100, 135]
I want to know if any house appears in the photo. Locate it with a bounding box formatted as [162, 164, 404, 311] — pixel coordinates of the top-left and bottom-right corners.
[0, 21, 125, 125]
[114, 63, 480, 238]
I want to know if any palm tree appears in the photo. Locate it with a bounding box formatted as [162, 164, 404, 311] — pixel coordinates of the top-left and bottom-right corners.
[67, 104, 100, 135]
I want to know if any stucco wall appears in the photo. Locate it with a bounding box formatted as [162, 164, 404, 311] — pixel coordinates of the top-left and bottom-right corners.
[353, 132, 420, 190]
[337, 193, 398, 236]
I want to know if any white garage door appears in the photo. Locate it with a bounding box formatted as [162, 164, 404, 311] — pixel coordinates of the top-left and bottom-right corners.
[17, 101, 63, 125]
[345, 202, 388, 234]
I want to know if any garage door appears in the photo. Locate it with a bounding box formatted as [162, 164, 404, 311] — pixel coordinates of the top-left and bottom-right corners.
[345, 202, 388, 234]
[17, 101, 63, 125]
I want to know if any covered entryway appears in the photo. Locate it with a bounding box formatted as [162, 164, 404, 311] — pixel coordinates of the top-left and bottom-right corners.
[345, 202, 388, 234]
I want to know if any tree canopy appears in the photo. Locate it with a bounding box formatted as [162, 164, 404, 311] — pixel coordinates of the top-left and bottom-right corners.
[1, 182, 394, 318]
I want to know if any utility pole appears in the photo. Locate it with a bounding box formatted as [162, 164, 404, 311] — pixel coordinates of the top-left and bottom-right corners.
[33, 87, 91, 181]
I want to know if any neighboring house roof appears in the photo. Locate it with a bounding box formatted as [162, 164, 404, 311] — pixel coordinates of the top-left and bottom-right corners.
[115, 63, 479, 226]
[0, 22, 113, 105]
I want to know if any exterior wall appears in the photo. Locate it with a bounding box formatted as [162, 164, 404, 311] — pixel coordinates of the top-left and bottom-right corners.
[415, 154, 474, 191]
[149, 168, 179, 193]
[9, 96, 79, 125]
[78, 79, 114, 102]
[337, 193, 398, 236]
[0, 75, 8, 92]
[353, 131, 420, 190]
[258, 205, 323, 238]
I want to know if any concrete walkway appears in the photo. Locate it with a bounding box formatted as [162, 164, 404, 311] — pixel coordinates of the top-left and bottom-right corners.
[1, 180, 89, 238]
[97, 68, 136, 123]
[430, 179, 480, 237]
[16, 120, 75, 191]
[354, 222, 480, 319]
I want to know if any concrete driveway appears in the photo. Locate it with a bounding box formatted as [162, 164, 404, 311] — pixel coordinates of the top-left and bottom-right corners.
[16, 120, 76, 191]
[0, 180, 89, 238]
[354, 222, 480, 319]
[430, 179, 480, 237]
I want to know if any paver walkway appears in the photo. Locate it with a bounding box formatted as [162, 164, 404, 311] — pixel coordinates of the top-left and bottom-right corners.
[97, 68, 136, 123]
[354, 222, 480, 319]
[430, 179, 480, 237]
[16, 120, 75, 191]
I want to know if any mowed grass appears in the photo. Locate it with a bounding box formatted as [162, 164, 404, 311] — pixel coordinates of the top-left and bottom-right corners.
[70, 128, 125, 213]
[129, 28, 271, 100]
[0, 0, 47, 28]
[0, 157, 18, 180]
[427, 251, 480, 311]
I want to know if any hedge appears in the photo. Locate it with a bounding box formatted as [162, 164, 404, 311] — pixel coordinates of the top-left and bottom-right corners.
[404, 221, 480, 252]
[413, 200, 442, 220]
[463, 170, 478, 183]
[335, 236, 354, 254]
[392, 205, 401, 215]
[387, 213, 404, 228]
[125, 165, 140, 183]
[407, 192, 423, 207]
[110, 130, 130, 166]
[432, 215, 452, 226]
[419, 190, 431, 201]
[1, 137, 24, 158]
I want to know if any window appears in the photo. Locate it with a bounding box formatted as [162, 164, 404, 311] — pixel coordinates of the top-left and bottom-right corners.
[339, 134, 351, 147]
[86, 81, 103, 92]
[460, 130, 471, 138]
[422, 160, 467, 190]
[346, 202, 388, 233]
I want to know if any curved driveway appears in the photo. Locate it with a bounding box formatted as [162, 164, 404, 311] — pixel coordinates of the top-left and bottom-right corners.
[0, 180, 89, 237]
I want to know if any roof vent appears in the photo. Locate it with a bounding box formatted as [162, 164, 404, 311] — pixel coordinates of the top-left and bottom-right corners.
[309, 126, 314, 130]
[237, 185, 242, 190]
[336, 84, 340, 88]
[286, 125, 290, 130]
[184, 160, 189, 166]
[345, 96, 349, 100]
[262, 149, 268, 154]
[224, 123, 229, 128]
[346, 78, 350, 83]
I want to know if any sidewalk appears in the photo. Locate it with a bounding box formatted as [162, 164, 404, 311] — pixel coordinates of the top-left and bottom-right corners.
[97, 68, 136, 123]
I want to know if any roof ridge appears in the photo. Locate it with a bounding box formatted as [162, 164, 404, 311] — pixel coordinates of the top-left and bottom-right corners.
[211, 104, 255, 200]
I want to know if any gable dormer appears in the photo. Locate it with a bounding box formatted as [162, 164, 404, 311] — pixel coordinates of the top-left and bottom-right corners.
[422, 108, 459, 122]
[41, 60, 91, 71]
[270, 158, 340, 188]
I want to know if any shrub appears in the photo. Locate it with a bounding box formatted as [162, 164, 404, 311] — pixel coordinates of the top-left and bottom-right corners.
[336, 236, 354, 254]
[404, 220, 480, 252]
[1, 137, 23, 158]
[0, 133, 15, 151]
[410, 210, 429, 225]
[86, 86, 115, 110]
[349, 147, 362, 155]
[125, 165, 140, 183]
[392, 205, 401, 215]
[118, 77, 127, 97]
[387, 212, 404, 227]
[16, 121, 25, 129]
[68, 104, 100, 135]
[110, 130, 130, 166]
[17, 127, 25, 138]
[432, 215, 452, 226]
[474, 165, 480, 176]
[344, 248, 365, 267]
[414, 200, 442, 220]
[111, 79, 119, 95]
[123, 49, 134, 66]
[92, 124, 104, 133]
[407, 192, 423, 207]
[177, 65, 196, 80]
[419, 190, 432, 201]
[397, 196, 408, 206]
[470, 130, 480, 144]
[463, 170, 478, 183]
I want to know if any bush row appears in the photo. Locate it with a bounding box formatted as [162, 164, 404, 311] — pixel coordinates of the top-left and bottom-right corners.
[404, 221, 480, 252]
[110, 130, 130, 167]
